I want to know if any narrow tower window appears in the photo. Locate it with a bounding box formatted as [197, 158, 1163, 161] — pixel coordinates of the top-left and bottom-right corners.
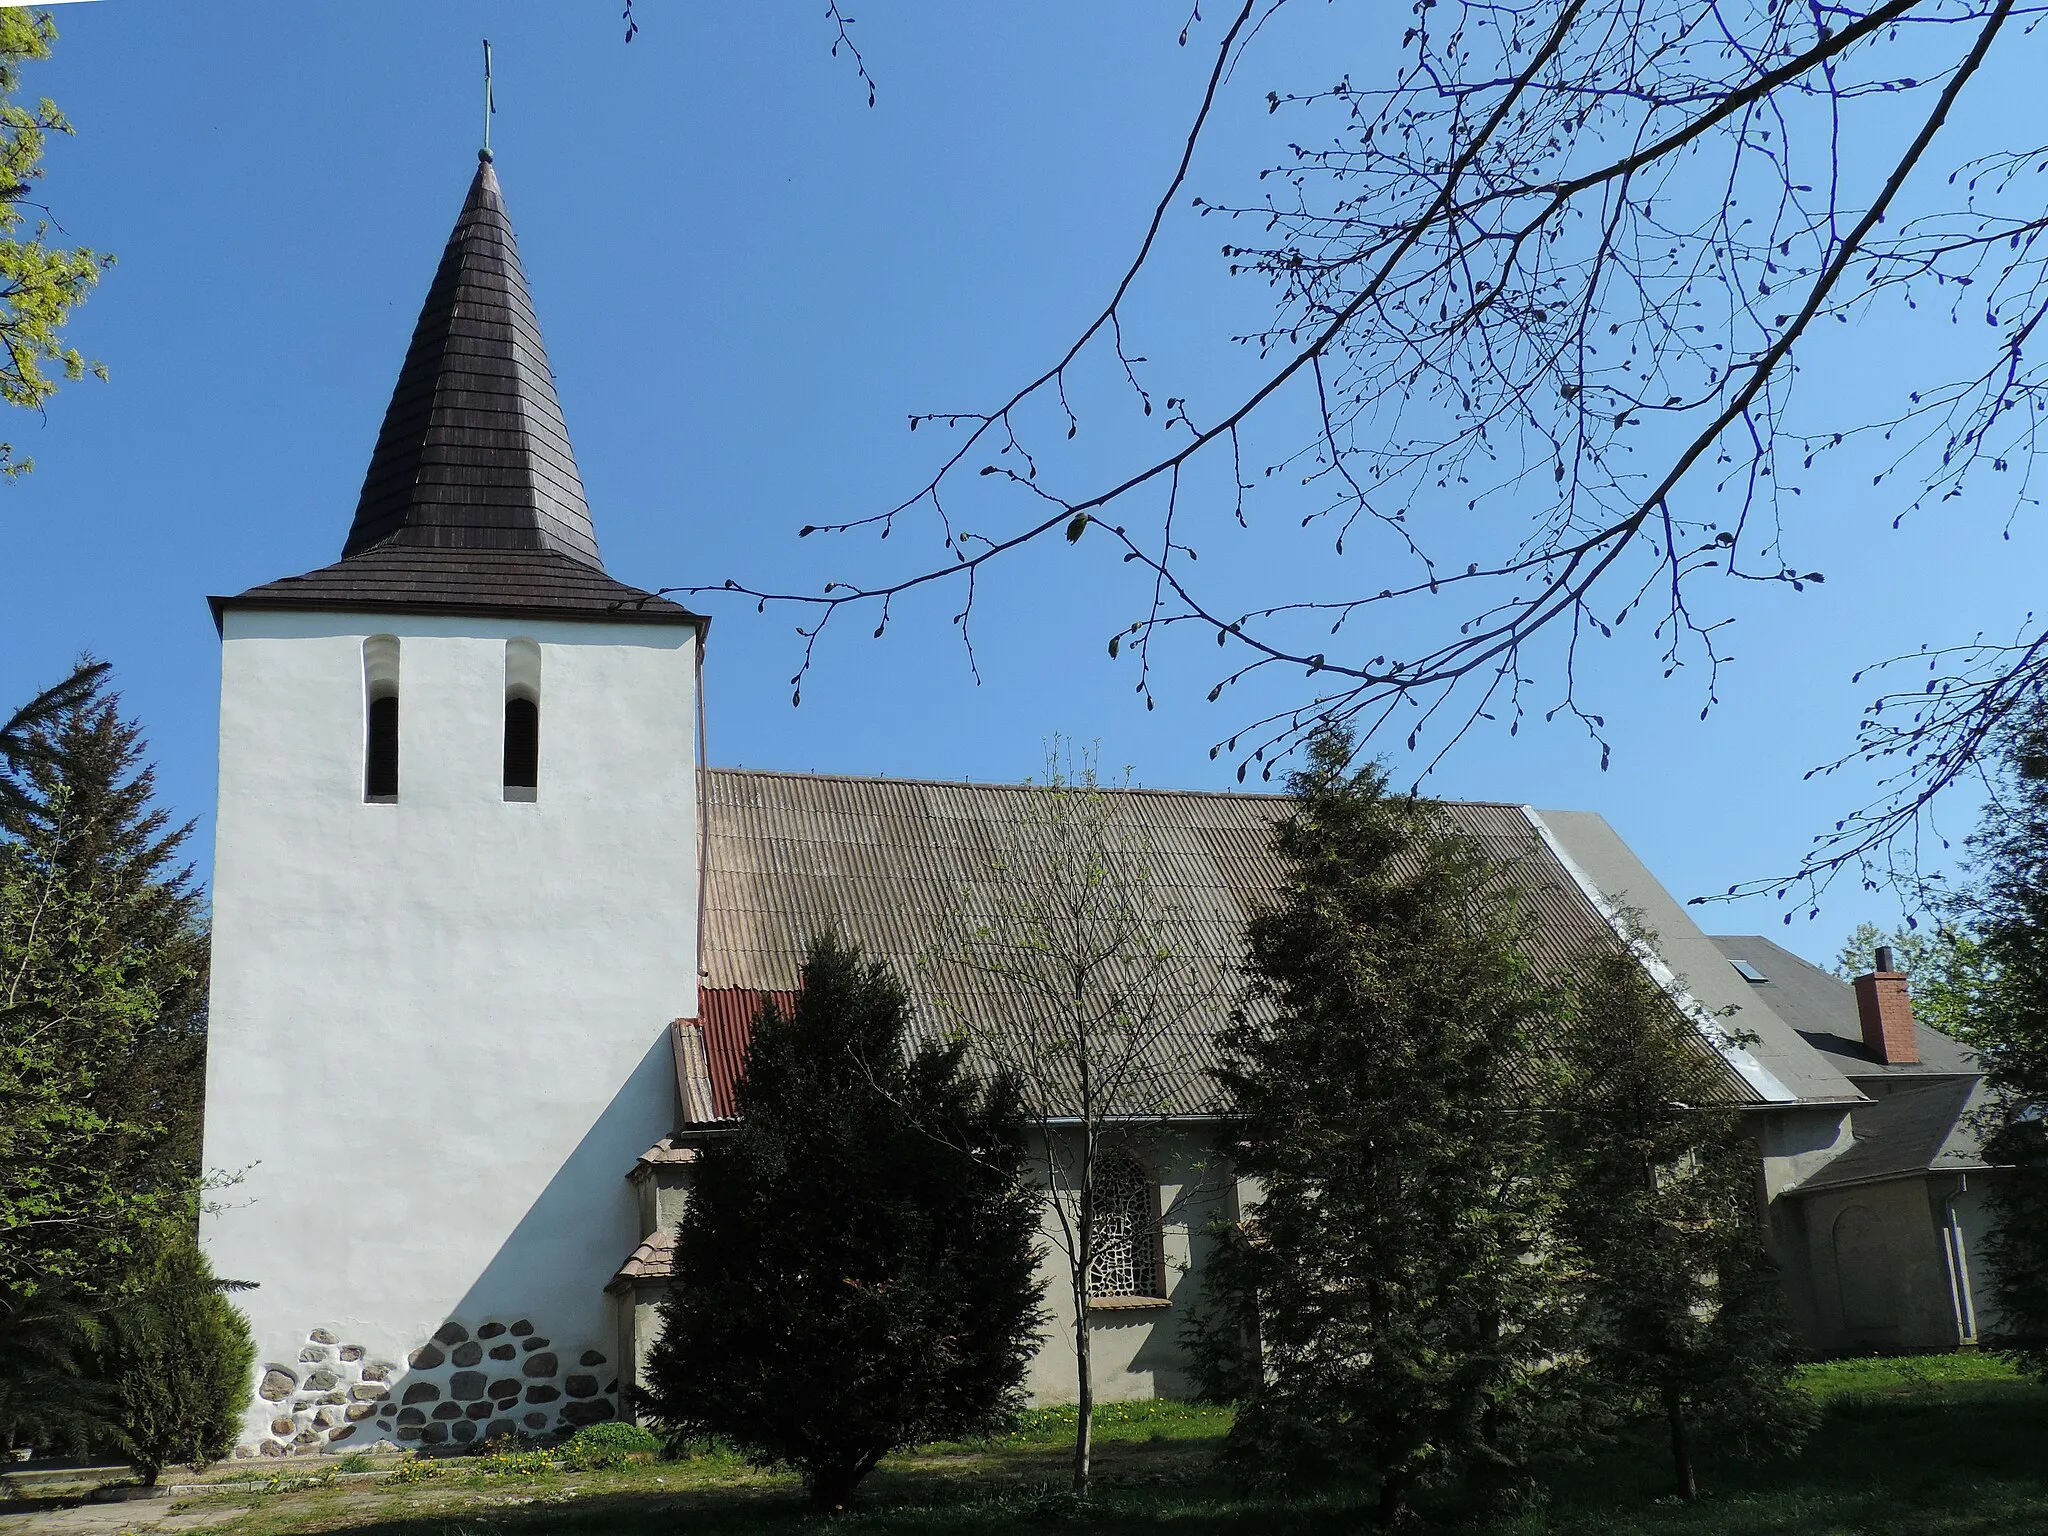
[503, 638, 541, 801]
[362, 635, 401, 802]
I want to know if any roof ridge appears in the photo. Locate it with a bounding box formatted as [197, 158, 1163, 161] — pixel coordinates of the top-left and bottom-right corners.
[704, 763, 1553, 810]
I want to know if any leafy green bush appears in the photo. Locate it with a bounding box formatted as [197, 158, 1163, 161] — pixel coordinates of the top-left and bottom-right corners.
[556, 1420, 661, 1470]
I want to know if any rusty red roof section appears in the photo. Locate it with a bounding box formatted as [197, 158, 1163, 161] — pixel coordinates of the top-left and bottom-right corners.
[695, 986, 795, 1122]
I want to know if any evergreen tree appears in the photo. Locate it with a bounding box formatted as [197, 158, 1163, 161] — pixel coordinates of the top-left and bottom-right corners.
[92, 1238, 254, 1484]
[1201, 729, 1574, 1525]
[642, 934, 1042, 1511]
[1955, 697, 2048, 1375]
[0, 664, 209, 1301]
[0, 1284, 109, 1457]
[0, 659, 106, 817]
[1555, 937, 1813, 1501]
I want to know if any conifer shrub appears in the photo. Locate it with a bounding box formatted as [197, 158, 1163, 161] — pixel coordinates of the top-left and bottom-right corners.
[1554, 931, 1814, 1500]
[94, 1239, 254, 1484]
[642, 933, 1042, 1511]
[1953, 699, 2048, 1376]
[1197, 727, 1578, 1524]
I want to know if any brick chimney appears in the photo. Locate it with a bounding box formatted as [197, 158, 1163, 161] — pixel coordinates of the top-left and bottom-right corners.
[1852, 946, 1919, 1064]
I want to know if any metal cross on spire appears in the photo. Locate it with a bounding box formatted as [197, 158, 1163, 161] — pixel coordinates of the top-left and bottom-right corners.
[481, 38, 495, 159]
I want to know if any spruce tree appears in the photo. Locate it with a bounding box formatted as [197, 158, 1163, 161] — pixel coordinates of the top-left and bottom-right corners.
[1956, 698, 2048, 1374]
[0, 664, 209, 1301]
[1202, 729, 1573, 1525]
[642, 934, 1042, 1511]
[1554, 936, 1812, 1500]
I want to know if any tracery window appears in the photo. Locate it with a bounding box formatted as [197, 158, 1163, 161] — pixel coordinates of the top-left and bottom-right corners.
[1088, 1150, 1162, 1300]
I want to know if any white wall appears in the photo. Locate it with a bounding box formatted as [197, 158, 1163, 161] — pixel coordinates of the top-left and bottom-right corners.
[201, 608, 699, 1451]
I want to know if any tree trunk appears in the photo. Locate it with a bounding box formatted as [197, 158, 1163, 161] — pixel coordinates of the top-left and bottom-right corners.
[1071, 964, 1095, 1499]
[1664, 1384, 1697, 1503]
[808, 1459, 865, 1513]
[1376, 1468, 1411, 1526]
[1072, 1271, 1093, 1495]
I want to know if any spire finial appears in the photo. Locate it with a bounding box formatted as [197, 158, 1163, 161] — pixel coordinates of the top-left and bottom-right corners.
[481, 38, 495, 158]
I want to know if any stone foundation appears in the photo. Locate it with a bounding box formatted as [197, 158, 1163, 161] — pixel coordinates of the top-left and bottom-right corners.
[240, 1319, 618, 1456]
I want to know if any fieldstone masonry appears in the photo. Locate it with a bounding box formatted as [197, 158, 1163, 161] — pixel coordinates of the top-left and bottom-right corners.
[239, 1320, 617, 1456]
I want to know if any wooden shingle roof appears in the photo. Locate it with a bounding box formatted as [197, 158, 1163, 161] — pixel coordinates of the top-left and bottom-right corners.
[215, 152, 700, 629]
[214, 545, 698, 628]
[346, 150, 601, 567]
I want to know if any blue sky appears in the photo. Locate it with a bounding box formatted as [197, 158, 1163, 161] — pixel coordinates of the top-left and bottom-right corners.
[5, 1, 2039, 968]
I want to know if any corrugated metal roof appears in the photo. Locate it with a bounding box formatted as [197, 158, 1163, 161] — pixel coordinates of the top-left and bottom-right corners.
[700, 769, 1762, 1115]
[694, 988, 796, 1122]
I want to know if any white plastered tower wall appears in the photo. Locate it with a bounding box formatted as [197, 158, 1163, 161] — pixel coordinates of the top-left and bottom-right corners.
[202, 607, 699, 1452]
[198, 148, 709, 1454]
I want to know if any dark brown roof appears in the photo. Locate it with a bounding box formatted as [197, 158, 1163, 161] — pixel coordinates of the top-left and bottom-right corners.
[214, 153, 702, 630]
[213, 545, 699, 628]
[698, 768, 1763, 1116]
[347, 151, 600, 567]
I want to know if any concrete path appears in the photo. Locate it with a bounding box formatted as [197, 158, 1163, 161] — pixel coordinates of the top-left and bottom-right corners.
[0, 1496, 252, 1536]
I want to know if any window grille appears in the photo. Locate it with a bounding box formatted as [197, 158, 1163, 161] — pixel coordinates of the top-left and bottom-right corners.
[1088, 1150, 1161, 1299]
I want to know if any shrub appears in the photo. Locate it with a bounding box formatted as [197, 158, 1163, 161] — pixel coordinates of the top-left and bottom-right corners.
[642, 934, 1042, 1511]
[93, 1239, 255, 1484]
[556, 1420, 660, 1470]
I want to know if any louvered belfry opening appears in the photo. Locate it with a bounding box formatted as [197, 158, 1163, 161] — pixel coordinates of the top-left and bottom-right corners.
[343, 149, 603, 571]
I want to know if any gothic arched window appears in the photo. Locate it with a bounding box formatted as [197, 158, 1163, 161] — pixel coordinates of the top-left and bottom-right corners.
[1088, 1150, 1162, 1300]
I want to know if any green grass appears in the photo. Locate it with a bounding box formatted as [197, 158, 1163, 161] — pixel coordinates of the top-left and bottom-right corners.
[95, 1356, 2048, 1535]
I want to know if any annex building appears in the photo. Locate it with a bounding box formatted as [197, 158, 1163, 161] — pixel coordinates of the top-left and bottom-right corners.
[199, 153, 2000, 1457]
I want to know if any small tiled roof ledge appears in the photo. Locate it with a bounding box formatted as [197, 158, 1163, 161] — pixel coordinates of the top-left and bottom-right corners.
[1519, 806, 1800, 1105]
[671, 1018, 722, 1129]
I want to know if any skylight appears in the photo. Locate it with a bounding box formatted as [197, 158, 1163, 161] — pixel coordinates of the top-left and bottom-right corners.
[1730, 959, 1768, 984]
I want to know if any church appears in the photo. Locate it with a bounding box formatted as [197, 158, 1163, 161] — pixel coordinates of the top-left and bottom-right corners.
[199, 152, 2002, 1457]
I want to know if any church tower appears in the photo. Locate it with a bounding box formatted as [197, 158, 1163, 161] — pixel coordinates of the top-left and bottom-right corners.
[202, 151, 703, 1454]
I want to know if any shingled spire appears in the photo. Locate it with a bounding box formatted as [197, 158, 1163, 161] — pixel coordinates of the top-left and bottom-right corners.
[343, 150, 601, 568]
[214, 154, 700, 630]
